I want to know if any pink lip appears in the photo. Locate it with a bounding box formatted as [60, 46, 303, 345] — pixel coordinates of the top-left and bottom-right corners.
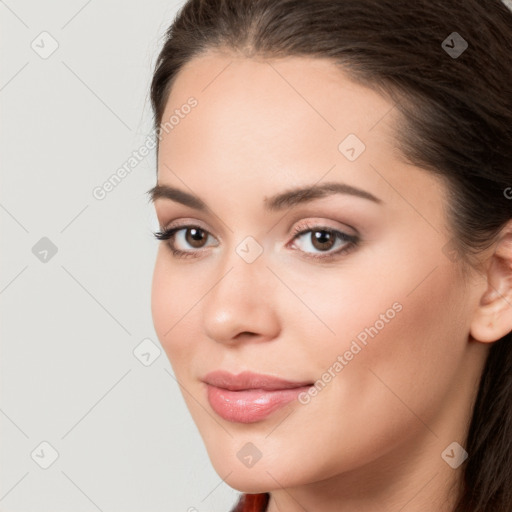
[202, 370, 313, 391]
[203, 370, 313, 423]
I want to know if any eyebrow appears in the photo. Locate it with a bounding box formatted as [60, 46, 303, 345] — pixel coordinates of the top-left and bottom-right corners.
[147, 181, 382, 211]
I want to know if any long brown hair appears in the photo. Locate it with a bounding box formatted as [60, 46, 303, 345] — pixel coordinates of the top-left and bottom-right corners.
[149, 1, 512, 510]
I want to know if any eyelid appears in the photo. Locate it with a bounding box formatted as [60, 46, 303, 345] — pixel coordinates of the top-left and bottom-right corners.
[285, 214, 359, 237]
[291, 219, 355, 236]
[160, 218, 219, 238]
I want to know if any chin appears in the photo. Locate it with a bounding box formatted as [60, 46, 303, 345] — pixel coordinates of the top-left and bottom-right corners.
[223, 475, 273, 494]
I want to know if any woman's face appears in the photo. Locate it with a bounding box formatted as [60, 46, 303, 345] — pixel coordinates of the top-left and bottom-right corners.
[150, 52, 486, 496]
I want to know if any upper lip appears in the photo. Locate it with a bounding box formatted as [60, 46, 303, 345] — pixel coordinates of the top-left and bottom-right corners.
[203, 370, 313, 391]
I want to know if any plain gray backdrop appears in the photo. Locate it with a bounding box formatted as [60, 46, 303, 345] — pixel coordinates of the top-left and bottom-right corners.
[3, 1, 512, 512]
[1, 1, 240, 510]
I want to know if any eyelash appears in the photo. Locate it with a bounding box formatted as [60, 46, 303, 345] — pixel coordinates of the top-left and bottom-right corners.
[152, 221, 359, 262]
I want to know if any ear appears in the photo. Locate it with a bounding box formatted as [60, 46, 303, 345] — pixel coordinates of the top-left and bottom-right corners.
[470, 221, 512, 343]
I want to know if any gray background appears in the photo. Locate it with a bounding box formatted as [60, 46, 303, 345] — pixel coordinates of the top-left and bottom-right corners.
[3, 1, 512, 512]
[1, 1, 239, 511]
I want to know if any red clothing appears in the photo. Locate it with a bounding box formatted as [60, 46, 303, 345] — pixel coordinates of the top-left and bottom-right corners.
[230, 492, 270, 512]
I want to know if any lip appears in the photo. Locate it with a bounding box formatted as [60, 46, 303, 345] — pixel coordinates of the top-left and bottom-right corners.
[202, 370, 313, 391]
[203, 370, 313, 423]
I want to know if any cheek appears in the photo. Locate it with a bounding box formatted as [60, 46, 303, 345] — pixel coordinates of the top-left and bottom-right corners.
[285, 229, 468, 412]
[150, 250, 197, 366]
[377, 265, 467, 396]
[151, 252, 171, 344]
[311, 259, 468, 434]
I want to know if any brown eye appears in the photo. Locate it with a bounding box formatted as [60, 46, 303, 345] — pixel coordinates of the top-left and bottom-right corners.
[289, 222, 359, 260]
[309, 229, 336, 252]
[152, 224, 218, 258]
[185, 227, 208, 248]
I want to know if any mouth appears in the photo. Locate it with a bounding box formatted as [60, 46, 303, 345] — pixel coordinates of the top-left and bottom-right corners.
[202, 371, 314, 423]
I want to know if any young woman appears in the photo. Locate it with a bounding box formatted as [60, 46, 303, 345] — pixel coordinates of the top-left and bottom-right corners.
[147, 1, 512, 510]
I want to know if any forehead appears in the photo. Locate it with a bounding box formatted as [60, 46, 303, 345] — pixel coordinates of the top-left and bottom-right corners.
[161, 54, 389, 163]
[155, 51, 446, 223]
[160, 51, 396, 152]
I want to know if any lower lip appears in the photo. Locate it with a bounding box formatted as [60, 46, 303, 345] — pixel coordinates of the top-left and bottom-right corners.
[205, 384, 312, 423]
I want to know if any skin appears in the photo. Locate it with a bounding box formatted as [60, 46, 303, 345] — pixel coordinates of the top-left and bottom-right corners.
[150, 51, 512, 512]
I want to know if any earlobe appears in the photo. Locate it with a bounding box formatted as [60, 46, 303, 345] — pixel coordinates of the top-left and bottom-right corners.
[470, 223, 512, 343]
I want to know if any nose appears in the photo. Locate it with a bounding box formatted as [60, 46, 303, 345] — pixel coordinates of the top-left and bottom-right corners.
[201, 248, 281, 345]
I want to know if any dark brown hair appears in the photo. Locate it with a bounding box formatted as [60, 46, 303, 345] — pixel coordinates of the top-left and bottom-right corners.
[149, 1, 512, 510]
